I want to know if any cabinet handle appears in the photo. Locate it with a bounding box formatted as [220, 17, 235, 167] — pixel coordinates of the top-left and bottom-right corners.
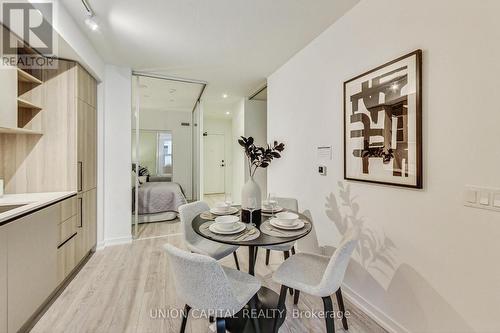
[78, 198, 83, 228]
[78, 161, 83, 192]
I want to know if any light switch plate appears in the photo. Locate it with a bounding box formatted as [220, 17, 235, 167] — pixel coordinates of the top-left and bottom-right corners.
[465, 189, 478, 203]
[493, 193, 500, 208]
[479, 192, 490, 205]
[464, 186, 500, 212]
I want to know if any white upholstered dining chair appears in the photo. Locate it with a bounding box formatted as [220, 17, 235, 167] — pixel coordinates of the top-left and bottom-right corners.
[163, 244, 261, 333]
[179, 201, 241, 269]
[272, 227, 360, 333]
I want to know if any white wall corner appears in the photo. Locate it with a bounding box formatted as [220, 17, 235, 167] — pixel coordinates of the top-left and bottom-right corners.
[103, 236, 133, 248]
[341, 283, 410, 333]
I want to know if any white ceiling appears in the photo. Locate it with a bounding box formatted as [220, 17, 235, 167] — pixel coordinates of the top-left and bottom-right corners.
[132, 76, 204, 112]
[60, 0, 359, 103]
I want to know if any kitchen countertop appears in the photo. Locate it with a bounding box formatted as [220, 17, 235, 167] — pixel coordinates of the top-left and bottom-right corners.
[0, 191, 77, 225]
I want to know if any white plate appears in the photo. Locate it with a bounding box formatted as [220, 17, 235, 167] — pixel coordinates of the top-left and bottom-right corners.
[210, 207, 239, 215]
[270, 218, 305, 230]
[209, 222, 246, 235]
[262, 206, 283, 213]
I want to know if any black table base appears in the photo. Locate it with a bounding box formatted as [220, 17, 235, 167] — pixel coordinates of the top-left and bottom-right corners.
[224, 287, 285, 333]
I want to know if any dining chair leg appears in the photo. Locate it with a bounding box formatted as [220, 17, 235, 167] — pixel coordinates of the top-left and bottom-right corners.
[273, 285, 288, 333]
[233, 252, 240, 271]
[293, 290, 300, 305]
[336, 287, 349, 330]
[249, 296, 261, 333]
[248, 246, 255, 276]
[322, 296, 335, 333]
[180, 304, 191, 333]
[282, 251, 294, 295]
[215, 318, 226, 333]
[265, 249, 270, 265]
[291, 246, 296, 255]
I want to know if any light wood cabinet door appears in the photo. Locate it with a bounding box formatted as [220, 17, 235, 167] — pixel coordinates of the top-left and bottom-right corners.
[7, 205, 58, 333]
[83, 189, 97, 252]
[77, 100, 97, 192]
[0, 226, 7, 333]
[77, 66, 97, 108]
[0, 67, 18, 129]
[75, 189, 97, 261]
[57, 234, 77, 284]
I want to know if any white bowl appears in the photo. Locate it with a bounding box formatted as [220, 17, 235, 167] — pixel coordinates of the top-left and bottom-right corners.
[275, 212, 299, 226]
[214, 202, 231, 211]
[214, 215, 239, 231]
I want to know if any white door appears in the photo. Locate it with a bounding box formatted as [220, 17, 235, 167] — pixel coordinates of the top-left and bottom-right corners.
[204, 134, 225, 194]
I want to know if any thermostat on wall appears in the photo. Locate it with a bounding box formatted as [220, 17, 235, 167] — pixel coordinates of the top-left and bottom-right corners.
[318, 165, 327, 175]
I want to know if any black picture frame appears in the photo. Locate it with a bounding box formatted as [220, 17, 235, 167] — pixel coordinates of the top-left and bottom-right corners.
[343, 50, 422, 189]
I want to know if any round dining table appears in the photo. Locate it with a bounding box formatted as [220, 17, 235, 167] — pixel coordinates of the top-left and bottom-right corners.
[192, 207, 312, 333]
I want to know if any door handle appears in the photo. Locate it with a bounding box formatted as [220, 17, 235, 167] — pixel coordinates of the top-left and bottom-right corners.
[78, 161, 83, 192]
[78, 197, 83, 228]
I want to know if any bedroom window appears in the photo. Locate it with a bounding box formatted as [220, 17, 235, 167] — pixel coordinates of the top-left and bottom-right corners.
[157, 132, 173, 176]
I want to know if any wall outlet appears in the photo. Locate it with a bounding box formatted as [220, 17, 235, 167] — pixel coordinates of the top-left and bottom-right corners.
[318, 165, 327, 175]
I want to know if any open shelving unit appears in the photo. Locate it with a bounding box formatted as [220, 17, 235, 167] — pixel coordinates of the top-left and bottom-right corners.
[0, 33, 44, 135]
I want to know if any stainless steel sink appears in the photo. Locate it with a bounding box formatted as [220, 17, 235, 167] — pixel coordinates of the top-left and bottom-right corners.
[0, 204, 28, 214]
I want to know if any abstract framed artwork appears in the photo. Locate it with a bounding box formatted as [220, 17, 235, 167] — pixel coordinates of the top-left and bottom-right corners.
[344, 50, 422, 188]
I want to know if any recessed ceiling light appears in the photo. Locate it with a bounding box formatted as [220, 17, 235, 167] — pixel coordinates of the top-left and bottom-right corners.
[225, 111, 231, 115]
[222, 93, 228, 99]
[85, 16, 99, 31]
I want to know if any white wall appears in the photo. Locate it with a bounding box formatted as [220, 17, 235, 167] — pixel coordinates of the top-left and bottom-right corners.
[231, 100, 245, 204]
[133, 109, 193, 199]
[244, 100, 268, 197]
[204, 116, 233, 194]
[267, 1, 500, 332]
[103, 65, 132, 246]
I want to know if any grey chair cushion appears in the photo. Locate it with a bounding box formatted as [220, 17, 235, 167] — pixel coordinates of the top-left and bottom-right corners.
[273, 227, 359, 297]
[179, 201, 238, 260]
[223, 267, 261, 305]
[187, 239, 239, 261]
[164, 244, 261, 317]
[273, 252, 330, 293]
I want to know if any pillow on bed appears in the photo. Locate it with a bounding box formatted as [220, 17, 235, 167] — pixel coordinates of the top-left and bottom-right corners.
[138, 176, 147, 184]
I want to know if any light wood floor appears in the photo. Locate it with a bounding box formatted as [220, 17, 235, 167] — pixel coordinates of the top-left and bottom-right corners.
[32, 200, 388, 333]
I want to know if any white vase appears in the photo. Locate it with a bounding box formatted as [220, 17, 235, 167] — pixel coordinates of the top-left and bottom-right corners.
[241, 176, 261, 224]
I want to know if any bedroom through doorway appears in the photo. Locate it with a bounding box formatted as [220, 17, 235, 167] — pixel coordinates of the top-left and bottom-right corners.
[131, 73, 205, 239]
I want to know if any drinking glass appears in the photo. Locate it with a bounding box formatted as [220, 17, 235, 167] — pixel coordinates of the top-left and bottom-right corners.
[268, 192, 278, 217]
[247, 197, 257, 226]
[224, 193, 232, 208]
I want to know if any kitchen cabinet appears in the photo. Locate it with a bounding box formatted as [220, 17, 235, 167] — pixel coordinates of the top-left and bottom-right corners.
[76, 189, 97, 262]
[77, 99, 97, 192]
[0, 226, 7, 333]
[7, 205, 59, 333]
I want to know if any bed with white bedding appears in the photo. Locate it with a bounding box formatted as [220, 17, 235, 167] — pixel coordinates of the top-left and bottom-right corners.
[132, 181, 187, 222]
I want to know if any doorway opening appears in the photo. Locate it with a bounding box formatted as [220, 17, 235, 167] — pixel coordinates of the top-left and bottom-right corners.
[202, 108, 233, 207]
[131, 73, 205, 239]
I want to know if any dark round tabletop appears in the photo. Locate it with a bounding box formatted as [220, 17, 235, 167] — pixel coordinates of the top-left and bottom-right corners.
[192, 207, 312, 247]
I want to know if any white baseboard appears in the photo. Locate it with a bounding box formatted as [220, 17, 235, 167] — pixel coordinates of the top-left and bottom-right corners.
[341, 283, 410, 333]
[103, 235, 132, 247]
[96, 241, 106, 251]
